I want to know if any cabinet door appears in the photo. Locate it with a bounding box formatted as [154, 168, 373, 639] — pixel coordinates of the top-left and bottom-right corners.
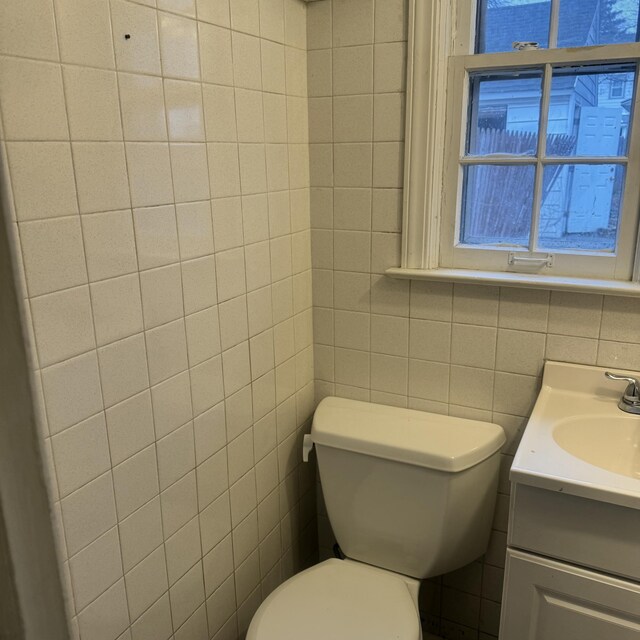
[500, 550, 640, 640]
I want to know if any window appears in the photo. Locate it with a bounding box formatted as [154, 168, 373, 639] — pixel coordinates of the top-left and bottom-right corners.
[396, 0, 640, 294]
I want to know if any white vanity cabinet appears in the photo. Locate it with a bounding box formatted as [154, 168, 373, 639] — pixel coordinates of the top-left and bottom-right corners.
[500, 484, 640, 639]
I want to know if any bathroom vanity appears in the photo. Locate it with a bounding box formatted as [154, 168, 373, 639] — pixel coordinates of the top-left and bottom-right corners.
[500, 362, 640, 640]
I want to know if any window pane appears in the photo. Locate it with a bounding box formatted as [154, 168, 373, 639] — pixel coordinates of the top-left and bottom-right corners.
[538, 163, 624, 251]
[467, 71, 543, 156]
[558, 0, 640, 47]
[547, 65, 635, 157]
[460, 165, 536, 246]
[477, 0, 551, 53]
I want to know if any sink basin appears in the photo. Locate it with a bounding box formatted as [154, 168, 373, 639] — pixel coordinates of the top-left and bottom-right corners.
[553, 415, 640, 479]
[511, 361, 640, 510]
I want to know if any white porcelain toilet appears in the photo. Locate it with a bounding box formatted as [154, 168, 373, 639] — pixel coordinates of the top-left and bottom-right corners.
[247, 397, 506, 640]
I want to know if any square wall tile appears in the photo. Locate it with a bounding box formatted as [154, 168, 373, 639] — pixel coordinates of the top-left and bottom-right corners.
[165, 80, 205, 142]
[113, 444, 159, 520]
[199, 23, 234, 85]
[41, 351, 103, 435]
[31, 285, 96, 367]
[0, 0, 58, 60]
[158, 12, 200, 81]
[126, 143, 174, 208]
[56, 0, 115, 68]
[133, 204, 180, 270]
[333, 45, 373, 96]
[77, 581, 129, 640]
[176, 201, 214, 259]
[146, 319, 189, 385]
[140, 264, 185, 328]
[171, 145, 211, 203]
[203, 85, 237, 142]
[197, 0, 231, 27]
[82, 210, 138, 282]
[52, 413, 111, 498]
[0, 57, 68, 140]
[111, 0, 162, 75]
[20, 216, 87, 297]
[332, 0, 373, 47]
[152, 371, 194, 438]
[73, 143, 131, 214]
[8, 142, 78, 221]
[64, 67, 122, 141]
[119, 73, 167, 142]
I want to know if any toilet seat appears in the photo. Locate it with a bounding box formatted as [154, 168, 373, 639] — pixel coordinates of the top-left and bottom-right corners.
[246, 558, 421, 640]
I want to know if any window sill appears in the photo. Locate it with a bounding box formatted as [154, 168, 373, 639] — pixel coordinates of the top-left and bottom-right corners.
[385, 267, 640, 297]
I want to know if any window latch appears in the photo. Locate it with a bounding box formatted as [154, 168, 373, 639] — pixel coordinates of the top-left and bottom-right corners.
[508, 252, 554, 268]
[512, 41, 540, 51]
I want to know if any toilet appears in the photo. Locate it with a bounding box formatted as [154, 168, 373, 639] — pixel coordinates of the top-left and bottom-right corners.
[247, 397, 506, 640]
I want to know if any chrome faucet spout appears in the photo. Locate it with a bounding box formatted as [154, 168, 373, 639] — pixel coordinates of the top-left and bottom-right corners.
[604, 371, 640, 415]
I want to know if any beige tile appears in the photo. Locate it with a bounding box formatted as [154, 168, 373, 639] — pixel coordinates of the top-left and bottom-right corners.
[548, 291, 603, 338]
[0, 0, 58, 60]
[334, 188, 371, 231]
[238, 144, 267, 195]
[370, 274, 409, 316]
[197, 0, 231, 27]
[157, 422, 195, 490]
[261, 40, 286, 94]
[333, 45, 373, 96]
[182, 255, 218, 314]
[450, 324, 497, 369]
[161, 471, 199, 537]
[113, 444, 159, 520]
[232, 32, 262, 90]
[111, 0, 161, 75]
[333, 230, 370, 272]
[208, 143, 241, 198]
[373, 142, 404, 188]
[77, 579, 129, 640]
[130, 592, 172, 640]
[263, 93, 287, 143]
[410, 281, 453, 322]
[41, 352, 103, 435]
[31, 286, 96, 367]
[165, 80, 205, 142]
[283, 0, 306, 48]
[546, 334, 598, 366]
[216, 248, 247, 302]
[165, 517, 201, 585]
[146, 319, 189, 385]
[199, 23, 234, 85]
[332, 0, 373, 46]
[98, 333, 150, 407]
[493, 372, 539, 416]
[119, 73, 167, 141]
[69, 527, 123, 611]
[499, 288, 549, 332]
[0, 57, 68, 140]
[203, 85, 237, 142]
[176, 201, 214, 258]
[450, 365, 494, 411]
[600, 296, 640, 343]
[374, 0, 407, 43]
[73, 142, 131, 214]
[8, 142, 78, 220]
[105, 390, 155, 466]
[212, 197, 243, 251]
[125, 545, 168, 620]
[370, 353, 408, 395]
[60, 471, 117, 555]
[409, 319, 452, 363]
[334, 310, 370, 351]
[158, 12, 200, 81]
[126, 143, 174, 208]
[333, 95, 373, 143]
[151, 371, 194, 438]
[63, 67, 122, 141]
[496, 328, 546, 376]
[222, 342, 251, 395]
[191, 356, 225, 416]
[83, 210, 138, 282]
[374, 42, 406, 93]
[193, 403, 226, 464]
[334, 144, 372, 187]
[334, 347, 370, 388]
[55, 0, 115, 68]
[230, 0, 260, 34]
[200, 492, 232, 554]
[242, 193, 270, 244]
[370, 314, 408, 357]
[118, 497, 163, 571]
[158, 0, 196, 17]
[20, 216, 87, 297]
[197, 448, 229, 509]
[140, 264, 184, 328]
[597, 340, 640, 370]
[374, 93, 405, 142]
[235, 89, 265, 143]
[134, 204, 180, 270]
[247, 287, 273, 337]
[308, 49, 332, 97]
[259, 0, 285, 42]
[52, 413, 111, 498]
[408, 359, 449, 402]
[452, 284, 499, 326]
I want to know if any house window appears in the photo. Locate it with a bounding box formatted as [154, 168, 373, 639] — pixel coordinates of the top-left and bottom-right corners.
[396, 0, 640, 294]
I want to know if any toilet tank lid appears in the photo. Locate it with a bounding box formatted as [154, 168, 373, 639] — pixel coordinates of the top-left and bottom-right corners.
[312, 397, 506, 472]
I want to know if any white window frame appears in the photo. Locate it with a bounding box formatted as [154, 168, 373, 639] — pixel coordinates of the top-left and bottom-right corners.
[389, 0, 640, 296]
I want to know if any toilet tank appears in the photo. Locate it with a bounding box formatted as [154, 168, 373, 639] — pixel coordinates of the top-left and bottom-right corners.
[312, 397, 506, 579]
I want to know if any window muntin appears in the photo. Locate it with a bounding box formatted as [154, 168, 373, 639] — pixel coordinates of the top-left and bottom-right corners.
[441, 0, 640, 280]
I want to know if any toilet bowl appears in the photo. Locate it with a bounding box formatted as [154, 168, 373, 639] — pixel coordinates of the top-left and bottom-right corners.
[247, 397, 506, 640]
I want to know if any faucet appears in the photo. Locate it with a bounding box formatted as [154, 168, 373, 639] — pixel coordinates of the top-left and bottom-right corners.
[605, 372, 640, 415]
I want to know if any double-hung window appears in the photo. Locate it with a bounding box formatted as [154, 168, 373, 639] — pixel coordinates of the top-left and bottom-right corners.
[396, 0, 640, 294]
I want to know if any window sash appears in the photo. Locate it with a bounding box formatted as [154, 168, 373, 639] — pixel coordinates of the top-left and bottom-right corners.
[439, 44, 640, 280]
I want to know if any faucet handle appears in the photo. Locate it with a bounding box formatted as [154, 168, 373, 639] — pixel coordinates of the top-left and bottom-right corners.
[605, 372, 640, 399]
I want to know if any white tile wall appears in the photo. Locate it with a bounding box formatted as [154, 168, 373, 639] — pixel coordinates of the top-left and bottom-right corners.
[308, 1, 640, 639]
[0, 2, 315, 640]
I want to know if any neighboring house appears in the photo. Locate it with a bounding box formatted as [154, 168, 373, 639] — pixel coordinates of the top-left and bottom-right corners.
[474, 0, 634, 244]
